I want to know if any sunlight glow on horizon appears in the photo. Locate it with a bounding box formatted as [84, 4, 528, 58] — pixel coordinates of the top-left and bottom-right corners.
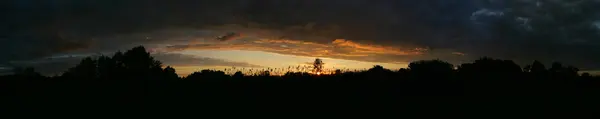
[169, 50, 409, 76]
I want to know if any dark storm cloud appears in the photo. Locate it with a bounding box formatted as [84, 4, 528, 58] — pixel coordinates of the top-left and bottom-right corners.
[465, 0, 600, 70]
[0, 32, 91, 66]
[1, 0, 599, 72]
[1, 0, 473, 54]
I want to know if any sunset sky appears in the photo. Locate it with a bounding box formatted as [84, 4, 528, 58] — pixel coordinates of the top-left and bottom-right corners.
[1, 0, 599, 76]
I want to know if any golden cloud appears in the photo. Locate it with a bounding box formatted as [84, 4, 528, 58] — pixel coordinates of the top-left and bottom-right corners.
[164, 38, 427, 63]
[253, 39, 330, 47]
[331, 39, 425, 55]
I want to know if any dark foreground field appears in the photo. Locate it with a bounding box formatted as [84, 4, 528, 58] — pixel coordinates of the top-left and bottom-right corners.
[2, 76, 600, 117]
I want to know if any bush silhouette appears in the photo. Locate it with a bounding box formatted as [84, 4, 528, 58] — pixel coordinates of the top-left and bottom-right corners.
[186, 70, 229, 81]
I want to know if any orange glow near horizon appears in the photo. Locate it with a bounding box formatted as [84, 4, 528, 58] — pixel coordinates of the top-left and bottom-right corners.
[166, 50, 408, 77]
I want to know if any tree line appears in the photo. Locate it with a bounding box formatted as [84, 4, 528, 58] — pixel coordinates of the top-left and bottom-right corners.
[3, 46, 598, 82]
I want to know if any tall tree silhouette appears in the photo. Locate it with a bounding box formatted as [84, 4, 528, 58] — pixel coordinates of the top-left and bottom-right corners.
[162, 66, 179, 80]
[97, 56, 121, 80]
[368, 65, 385, 72]
[63, 57, 98, 79]
[529, 60, 548, 73]
[366, 65, 394, 80]
[121, 46, 164, 79]
[61, 46, 178, 80]
[313, 58, 324, 74]
[550, 62, 565, 74]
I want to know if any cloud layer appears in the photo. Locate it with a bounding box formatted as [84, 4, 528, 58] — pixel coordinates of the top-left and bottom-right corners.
[1, 0, 599, 74]
[153, 53, 262, 68]
[165, 38, 427, 63]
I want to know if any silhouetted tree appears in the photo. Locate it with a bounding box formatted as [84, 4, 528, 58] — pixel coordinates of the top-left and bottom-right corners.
[121, 46, 164, 79]
[548, 62, 580, 79]
[97, 56, 121, 80]
[564, 66, 580, 78]
[368, 65, 385, 72]
[12, 67, 43, 79]
[313, 58, 324, 74]
[550, 62, 564, 74]
[62, 57, 98, 79]
[408, 60, 455, 80]
[398, 68, 410, 73]
[5, 45, 600, 101]
[186, 70, 229, 80]
[58, 46, 179, 80]
[458, 57, 522, 79]
[365, 65, 394, 80]
[525, 60, 549, 79]
[162, 66, 179, 80]
[233, 71, 244, 79]
[397, 68, 411, 78]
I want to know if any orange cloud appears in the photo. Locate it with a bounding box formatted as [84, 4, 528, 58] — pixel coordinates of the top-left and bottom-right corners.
[253, 39, 330, 47]
[164, 38, 427, 63]
[331, 39, 425, 55]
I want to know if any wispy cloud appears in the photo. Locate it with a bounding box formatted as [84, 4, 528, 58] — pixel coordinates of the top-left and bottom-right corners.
[331, 39, 427, 55]
[153, 53, 262, 68]
[164, 38, 427, 63]
[216, 32, 244, 41]
[452, 52, 467, 56]
[0, 66, 11, 75]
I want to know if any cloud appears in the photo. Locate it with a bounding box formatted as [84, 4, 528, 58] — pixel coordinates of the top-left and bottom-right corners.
[216, 32, 244, 41]
[331, 39, 426, 55]
[6, 55, 88, 76]
[0, 33, 91, 66]
[153, 53, 262, 68]
[0, 66, 12, 75]
[2, 0, 599, 71]
[0, 0, 467, 66]
[452, 52, 467, 56]
[165, 38, 427, 63]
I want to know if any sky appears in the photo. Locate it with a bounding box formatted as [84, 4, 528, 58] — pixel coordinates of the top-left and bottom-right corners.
[1, 0, 599, 76]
